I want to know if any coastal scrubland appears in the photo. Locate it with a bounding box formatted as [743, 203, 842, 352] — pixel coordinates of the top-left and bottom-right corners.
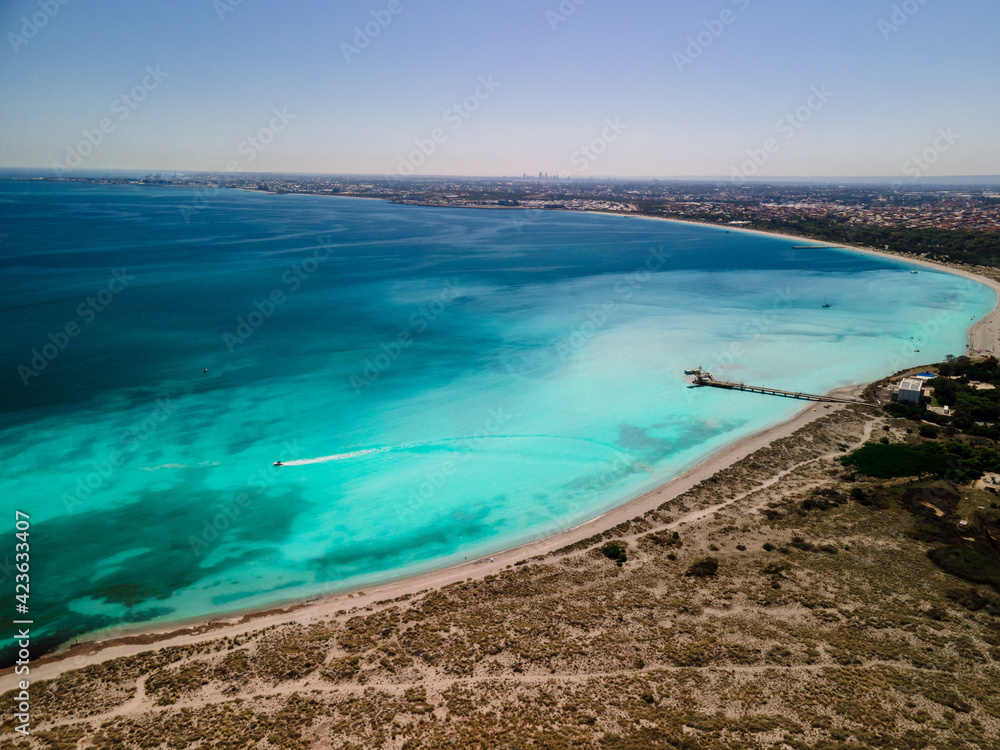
[3, 402, 1000, 749]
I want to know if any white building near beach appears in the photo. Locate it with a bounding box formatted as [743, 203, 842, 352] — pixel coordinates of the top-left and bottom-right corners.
[898, 378, 924, 405]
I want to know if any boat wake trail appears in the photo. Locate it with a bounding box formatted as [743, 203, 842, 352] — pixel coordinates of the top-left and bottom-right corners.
[277, 435, 629, 467]
[278, 446, 397, 466]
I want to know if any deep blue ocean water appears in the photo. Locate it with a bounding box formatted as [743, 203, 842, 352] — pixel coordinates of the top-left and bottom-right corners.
[1, 181, 994, 657]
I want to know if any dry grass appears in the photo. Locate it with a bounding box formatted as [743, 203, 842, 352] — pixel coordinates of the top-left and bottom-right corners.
[3, 406, 1000, 749]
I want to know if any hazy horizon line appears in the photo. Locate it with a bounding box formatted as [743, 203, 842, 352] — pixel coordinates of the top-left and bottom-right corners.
[2, 166, 1000, 187]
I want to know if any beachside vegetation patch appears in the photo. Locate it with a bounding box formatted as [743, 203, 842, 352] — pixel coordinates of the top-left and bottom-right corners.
[840, 441, 1000, 479]
[599, 541, 629, 565]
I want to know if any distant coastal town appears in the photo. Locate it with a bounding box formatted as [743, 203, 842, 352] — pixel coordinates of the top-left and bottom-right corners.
[5, 173, 1000, 749]
[14, 171, 1000, 268]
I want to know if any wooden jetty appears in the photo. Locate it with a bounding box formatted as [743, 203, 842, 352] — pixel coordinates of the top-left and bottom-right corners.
[685, 368, 860, 405]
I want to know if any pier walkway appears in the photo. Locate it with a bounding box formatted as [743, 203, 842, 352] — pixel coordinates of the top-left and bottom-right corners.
[685, 369, 861, 405]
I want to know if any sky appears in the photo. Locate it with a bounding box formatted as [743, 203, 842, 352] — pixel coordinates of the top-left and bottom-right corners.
[1, 0, 998, 179]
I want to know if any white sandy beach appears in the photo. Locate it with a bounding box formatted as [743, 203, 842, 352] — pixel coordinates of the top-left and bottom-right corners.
[5, 216, 999, 692]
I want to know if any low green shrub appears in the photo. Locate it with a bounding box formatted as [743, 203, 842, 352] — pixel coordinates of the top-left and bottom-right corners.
[600, 541, 628, 564]
[685, 558, 719, 577]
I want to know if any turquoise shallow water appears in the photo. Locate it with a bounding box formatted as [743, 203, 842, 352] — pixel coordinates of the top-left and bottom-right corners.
[0, 181, 995, 657]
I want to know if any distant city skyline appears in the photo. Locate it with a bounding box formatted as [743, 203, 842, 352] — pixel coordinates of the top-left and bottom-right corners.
[2, 0, 998, 180]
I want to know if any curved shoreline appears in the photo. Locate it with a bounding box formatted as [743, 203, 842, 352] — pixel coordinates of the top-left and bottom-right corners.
[1, 386, 862, 689]
[5, 215, 999, 689]
[600, 211, 1000, 356]
[635, 214, 1000, 355]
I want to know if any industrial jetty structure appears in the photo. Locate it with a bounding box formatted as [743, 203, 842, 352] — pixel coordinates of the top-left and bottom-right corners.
[685, 368, 861, 405]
